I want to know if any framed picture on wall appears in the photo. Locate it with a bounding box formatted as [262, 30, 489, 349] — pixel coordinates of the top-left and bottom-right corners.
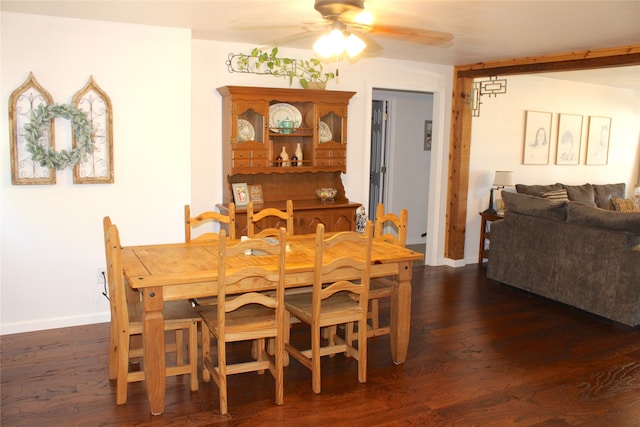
[522, 110, 552, 165]
[585, 116, 611, 165]
[424, 120, 432, 151]
[232, 182, 249, 206]
[555, 113, 582, 165]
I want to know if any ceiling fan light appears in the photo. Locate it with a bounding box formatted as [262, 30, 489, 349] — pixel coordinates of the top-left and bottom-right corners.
[353, 10, 374, 26]
[345, 33, 366, 58]
[313, 34, 334, 58]
[314, 29, 346, 58]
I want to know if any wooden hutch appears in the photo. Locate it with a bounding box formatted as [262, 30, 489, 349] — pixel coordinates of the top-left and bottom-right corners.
[216, 85, 361, 236]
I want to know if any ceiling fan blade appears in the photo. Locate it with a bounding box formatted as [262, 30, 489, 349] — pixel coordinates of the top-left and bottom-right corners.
[261, 30, 319, 49]
[365, 24, 453, 46]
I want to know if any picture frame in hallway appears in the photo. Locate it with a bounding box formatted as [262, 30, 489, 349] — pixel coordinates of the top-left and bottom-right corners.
[424, 120, 432, 151]
[555, 113, 582, 165]
[585, 116, 611, 165]
[523, 111, 551, 165]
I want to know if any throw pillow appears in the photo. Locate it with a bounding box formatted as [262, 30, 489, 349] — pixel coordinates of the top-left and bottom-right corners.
[593, 183, 626, 210]
[562, 184, 597, 207]
[541, 189, 569, 202]
[515, 183, 563, 197]
[611, 197, 640, 212]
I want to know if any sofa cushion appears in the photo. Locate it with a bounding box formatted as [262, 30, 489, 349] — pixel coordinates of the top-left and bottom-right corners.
[541, 189, 570, 202]
[562, 184, 597, 206]
[502, 191, 567, 221]
[611, 197, 640, 212]
[593, 183, 626, 209]
[567, 202, 640, 232]
[515, 183, 563, 197]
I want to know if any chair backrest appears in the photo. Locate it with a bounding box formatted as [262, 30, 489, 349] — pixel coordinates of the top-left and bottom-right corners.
[216, 227, 287, 334]
[103, 217, 133, 334]
[312, 221, 373, 322]
[247, 200, 294, 237]
[374, 203, 408, 247]
[185, 203, 236, 242]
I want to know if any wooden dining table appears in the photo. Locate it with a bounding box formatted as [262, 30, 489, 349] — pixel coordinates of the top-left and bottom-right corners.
[121, 232, 423, 415]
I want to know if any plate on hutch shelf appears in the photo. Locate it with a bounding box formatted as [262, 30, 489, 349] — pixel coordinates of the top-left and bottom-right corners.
[319, 121, 332, 143]
[237, 119, 255, 142]
[269, 103, 302, 133]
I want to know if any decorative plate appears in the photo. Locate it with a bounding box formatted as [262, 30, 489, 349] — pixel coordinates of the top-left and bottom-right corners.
[269, 103, 302, 133]
[319, 121, 332, 143]
[237, 119, 255, 142]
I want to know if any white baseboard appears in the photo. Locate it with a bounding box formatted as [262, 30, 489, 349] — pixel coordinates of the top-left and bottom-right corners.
[1, 312, 110, 335]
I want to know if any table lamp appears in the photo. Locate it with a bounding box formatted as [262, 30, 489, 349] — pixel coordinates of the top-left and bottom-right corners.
[483, 170, 514, 214]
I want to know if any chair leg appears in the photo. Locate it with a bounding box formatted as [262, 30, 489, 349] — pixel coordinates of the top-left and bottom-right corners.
[345, 322, 354, 354]
[274, 331, 284, 406]
[256, 338, 266, 374]
[370, 299, 380, 329]
[357, 318, 367, 384]
[328, 325, 337, 358]
[201, 323, 211, 383]
[218, 338, 228, 415]
[175, 329, 184, 366]
[189, 321, 198, 391]
[311, 324, 322, 394]
[283, 314, 291, 367]
[108, 316, 118, 380]
[116, 331, 131, 405]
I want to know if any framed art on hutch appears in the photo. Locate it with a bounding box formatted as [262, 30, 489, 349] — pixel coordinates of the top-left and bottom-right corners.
[232, 182, 249, 206]
[248, 184, 264, 204]
[523, 110, 552, 165]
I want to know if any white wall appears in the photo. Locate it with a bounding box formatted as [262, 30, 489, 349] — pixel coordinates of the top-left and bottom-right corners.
[1, 12, 192, 334]
[1, 13, 454, 334]
[466, 74, 640, 263]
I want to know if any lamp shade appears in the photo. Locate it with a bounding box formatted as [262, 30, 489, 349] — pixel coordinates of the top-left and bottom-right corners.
[493, 170, 514, 187]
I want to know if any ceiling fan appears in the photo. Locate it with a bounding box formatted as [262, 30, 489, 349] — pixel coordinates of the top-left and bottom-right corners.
[309, 0, 454, 58]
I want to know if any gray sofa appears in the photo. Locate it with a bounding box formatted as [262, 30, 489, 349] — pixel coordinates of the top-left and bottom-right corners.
[487, 186, 640, 327]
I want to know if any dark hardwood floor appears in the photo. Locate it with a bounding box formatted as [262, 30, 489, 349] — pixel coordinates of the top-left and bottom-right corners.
[2, 265, 640, 426]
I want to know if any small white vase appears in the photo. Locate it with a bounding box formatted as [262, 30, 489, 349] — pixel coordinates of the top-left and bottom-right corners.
[294, 143, 303, 167]
[279, 146, 289, 167]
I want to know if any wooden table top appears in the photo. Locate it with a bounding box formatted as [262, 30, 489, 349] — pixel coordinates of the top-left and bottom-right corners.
[122, 232, 423, 297]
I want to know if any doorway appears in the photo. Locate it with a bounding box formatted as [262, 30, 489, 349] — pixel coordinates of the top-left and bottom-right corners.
[369, 89, 433, 249]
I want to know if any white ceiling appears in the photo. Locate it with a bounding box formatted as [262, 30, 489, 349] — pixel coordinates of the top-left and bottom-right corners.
[2, 0, 639, 89]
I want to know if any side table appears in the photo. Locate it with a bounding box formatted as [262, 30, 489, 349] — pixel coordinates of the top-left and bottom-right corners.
[478, 212, 504, 266]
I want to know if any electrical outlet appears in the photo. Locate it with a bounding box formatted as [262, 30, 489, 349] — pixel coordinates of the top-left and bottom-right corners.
[97, 268, 106, 284]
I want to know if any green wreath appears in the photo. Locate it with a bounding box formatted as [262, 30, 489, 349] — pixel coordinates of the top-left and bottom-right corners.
[23, 103, 97, 170]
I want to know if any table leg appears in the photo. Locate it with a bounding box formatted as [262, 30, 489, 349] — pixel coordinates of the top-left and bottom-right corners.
[142, 287, 166, 415]
[390, 261, 412, 364]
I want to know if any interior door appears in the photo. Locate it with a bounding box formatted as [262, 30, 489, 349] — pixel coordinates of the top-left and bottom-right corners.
[369, 100, 388, 219]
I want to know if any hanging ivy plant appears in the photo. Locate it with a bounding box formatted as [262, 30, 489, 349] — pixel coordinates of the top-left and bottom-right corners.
[23, 103, 97, 170]
[233, 47, 335, 89]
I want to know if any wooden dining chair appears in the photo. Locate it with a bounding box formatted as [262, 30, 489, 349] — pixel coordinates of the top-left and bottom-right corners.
[185, 203, 236, 306]
[185, 203, 236, 242]
[284, 221, 373, 394]
[194, 227, 287, 415]
[366, 203, 408, 338]
[247, 199, 294, 237]
[103, 216, 200, 405]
